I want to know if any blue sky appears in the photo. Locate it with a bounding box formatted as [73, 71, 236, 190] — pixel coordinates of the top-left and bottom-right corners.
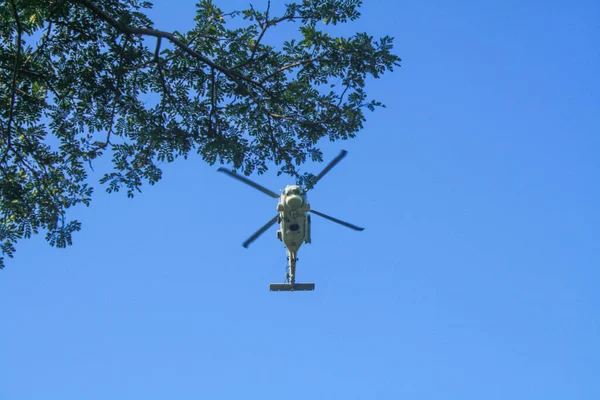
[2, 0, 599, 399]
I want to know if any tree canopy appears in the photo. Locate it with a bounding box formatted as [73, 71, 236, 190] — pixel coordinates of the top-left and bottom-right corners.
[0, 0, 400, 268]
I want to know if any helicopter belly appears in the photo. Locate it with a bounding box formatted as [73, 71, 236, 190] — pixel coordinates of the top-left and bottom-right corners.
[279, 211, 306, 252]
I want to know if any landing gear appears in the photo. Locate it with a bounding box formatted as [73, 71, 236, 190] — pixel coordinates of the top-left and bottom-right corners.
[269, 251, 314, 291]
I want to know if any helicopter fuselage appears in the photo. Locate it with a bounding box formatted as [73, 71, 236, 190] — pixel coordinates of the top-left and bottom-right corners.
[276, 185, 312, 253]
[274, 185, 312, 286]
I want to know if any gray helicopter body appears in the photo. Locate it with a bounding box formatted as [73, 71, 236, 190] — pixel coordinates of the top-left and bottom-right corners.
[276, 185, 311, 252]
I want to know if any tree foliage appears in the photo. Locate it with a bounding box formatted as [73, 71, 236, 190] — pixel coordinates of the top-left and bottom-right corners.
[0, 0, 400, 268]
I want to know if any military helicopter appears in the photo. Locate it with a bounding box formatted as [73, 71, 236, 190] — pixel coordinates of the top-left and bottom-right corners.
[218, 150, 364, 292]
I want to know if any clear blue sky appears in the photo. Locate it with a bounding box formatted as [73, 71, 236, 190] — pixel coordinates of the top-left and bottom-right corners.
[2, 0, 599, 399]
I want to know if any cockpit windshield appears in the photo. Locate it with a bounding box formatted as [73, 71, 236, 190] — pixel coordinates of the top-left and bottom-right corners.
[286, 187, 303, 196]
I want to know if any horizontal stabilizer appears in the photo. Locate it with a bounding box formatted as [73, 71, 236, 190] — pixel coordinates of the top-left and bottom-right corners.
[269, 283, 315, 292]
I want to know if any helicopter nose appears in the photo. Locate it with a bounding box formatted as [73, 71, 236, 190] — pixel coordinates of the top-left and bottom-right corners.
[286, 195, 303, 209]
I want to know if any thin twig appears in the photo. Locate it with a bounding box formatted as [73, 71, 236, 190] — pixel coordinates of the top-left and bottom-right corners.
[23, 22, 53, 67]
[209, 67, 217, 136]
[260, 58, 322, 83]
[153, 37, 184, 119]
[232, 1, 271, 70]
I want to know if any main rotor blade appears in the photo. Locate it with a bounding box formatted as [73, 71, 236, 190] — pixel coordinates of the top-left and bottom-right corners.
[242, 215, 279, 248]
[305, 150, 348, 191]
[217, 168, 280, 198]
[309, 209, 364, 231]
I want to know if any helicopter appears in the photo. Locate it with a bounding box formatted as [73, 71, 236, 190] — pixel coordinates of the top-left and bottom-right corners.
[217, 150, 364, 292]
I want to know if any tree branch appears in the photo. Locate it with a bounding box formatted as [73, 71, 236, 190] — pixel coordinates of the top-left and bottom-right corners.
[2, 0, 24, 164]
[73, 0, 283, 104]
[74, 0, 239, 81]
